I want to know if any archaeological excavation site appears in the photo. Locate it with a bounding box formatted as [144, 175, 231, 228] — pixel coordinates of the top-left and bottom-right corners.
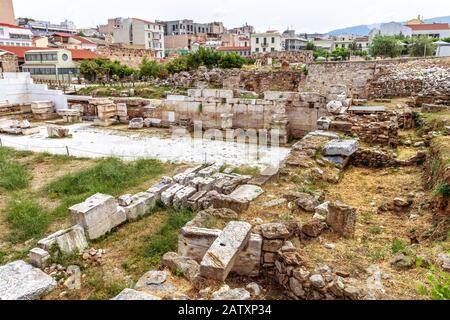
[0, 56, 449, 302]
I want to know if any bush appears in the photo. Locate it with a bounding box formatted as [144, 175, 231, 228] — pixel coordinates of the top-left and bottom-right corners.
[218, 53, 247, 69]
[139, 58, 163, 79]
[6, 197, 50, 243]
[436, 182, 450, 198]
[391, 238, 406, 254]
[409, 36, 437, 57]
[419, 266, 450, 300]
[165, 57, 189, 74]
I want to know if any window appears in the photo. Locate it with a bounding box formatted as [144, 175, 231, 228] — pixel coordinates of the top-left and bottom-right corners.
[271, 37, 275, 44]
[255, 48, 259, 52]
[0, 28, 4, 36]
[271, 48, 275, 52]
[263, 48, 266, 52]
[263, 37, 267, 45]
[256, 38, 259, 44]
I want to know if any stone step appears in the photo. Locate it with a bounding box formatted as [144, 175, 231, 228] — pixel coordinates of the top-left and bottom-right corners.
[199, 221, 252, 281]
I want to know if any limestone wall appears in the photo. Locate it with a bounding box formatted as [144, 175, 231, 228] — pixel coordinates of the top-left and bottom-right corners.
[97, 45, 157, 68]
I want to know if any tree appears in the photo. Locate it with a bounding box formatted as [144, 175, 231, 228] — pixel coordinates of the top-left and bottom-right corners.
[79, 60, 99, 81]
[313, 48, 329, 60]
[331, 47, 350, 60]
[409, 36, 437, 57]
[442, 37, 450, 43]
[369, 35, 404, 58]
[139, 58, 162, 79]
[306, 42, 316, 51]
[218, 53, 247, 69]
[165, 57, 189, 74]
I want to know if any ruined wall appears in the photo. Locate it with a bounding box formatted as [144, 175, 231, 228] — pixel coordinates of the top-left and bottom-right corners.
[254, 51, 314, 65]
[167, 69, 305, 94]
[97, 45, 157, 68]
[122, 89, 326, 140]
[302, 58, 450, 100]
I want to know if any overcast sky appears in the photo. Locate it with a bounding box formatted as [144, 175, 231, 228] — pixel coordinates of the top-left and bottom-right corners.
[13, 0, 450, 33]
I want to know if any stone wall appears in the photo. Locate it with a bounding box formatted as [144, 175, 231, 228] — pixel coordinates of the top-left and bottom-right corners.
[167, 69, 306, 94]
[302, 58, 450, 100]
[254, 51, 314, 65]
[0, 53, 18, 73]
[351, 148, 426, 168]
[118, 89, 327, 140]
[97, 45, 157, 68]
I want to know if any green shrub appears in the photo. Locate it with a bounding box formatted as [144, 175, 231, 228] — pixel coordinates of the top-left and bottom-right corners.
[419, 266, 450, 300]
[5, 197, 50, 243]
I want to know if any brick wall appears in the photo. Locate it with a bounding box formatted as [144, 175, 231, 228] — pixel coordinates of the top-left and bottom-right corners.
[97, 45, 157, 68]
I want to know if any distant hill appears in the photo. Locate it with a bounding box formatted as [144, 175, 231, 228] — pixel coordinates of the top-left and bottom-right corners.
[327, 16, 450, 36]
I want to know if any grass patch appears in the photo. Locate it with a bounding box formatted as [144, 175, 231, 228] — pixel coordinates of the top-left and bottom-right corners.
[84, 271, 128, 300]
[5, 196, 50, 243]
[370, 226, 383, 235]
[46, 157, 167, 215]
[436, 182, 450, 198]
[138, 207, 195, 267]
[0, 147, 30, 191]
[391, 238, 406, 254]
[232, 166, 260, 177]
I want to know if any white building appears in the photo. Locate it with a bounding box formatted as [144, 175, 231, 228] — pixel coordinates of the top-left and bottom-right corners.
[18, 19, 77, 36]
[0, 23, 33, 47]
[113, 18, 165, 58]
[369, 22, 413, 39]
[251, 31, 284, 54]
[407, 23, 450, 39]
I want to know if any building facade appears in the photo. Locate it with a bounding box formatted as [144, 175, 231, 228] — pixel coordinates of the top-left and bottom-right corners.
[407, 23, 450, 38]
[160, 20, 225, 36]
[0, 23, 33, 47]
[113, 18, 164, 58]
[282, 30, 308, 51]
[17, 18, 76, 36]
[0, 0, 15, 25]
[251, 32, 284, 53]
[216, 46, 251, 57]
[51, 33, 98, 52]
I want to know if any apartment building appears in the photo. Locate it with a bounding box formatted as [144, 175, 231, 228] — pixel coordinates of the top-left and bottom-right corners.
[251, 31, 284, 54]
[112, 18, 165, 58]
[407, 23, 450, 39]
[0, 0, 16, 25]
[160, 20, 225, 36]
[282, 30, 308, 51]
[17, 18, 76, 36]
[51, 33, 98, 52]
[0, 23, 33, 47]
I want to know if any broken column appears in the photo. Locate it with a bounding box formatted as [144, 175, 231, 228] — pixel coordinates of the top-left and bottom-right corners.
[200, 221, 252, 281]
[69, 193, 127, 240]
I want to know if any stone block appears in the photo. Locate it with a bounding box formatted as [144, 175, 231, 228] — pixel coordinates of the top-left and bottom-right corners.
[69, 193, 126, 240]
[47, 125, 70, 138]
[200, 221, 252, 281]
[123, 192, 156, 221]
[179, 227, 261, 277]
[326, 201, 357, 238]
[161, 184, 185, 207]
[173, 186, 197, 208]
[162, 252, 200, 282]
[211, 194, 250, 214]
[147, 181, 172, 201]
[28, 248, 50, 269]
[0, 261, 57, 300]
[323, 140, 359, 157]
[38, 225, 88, 254]
[128, 118, 144, 129]
[228, 184, 264, 202]
[261, 223, 291, 240]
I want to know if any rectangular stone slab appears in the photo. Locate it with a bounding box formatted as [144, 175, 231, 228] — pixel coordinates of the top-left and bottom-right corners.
[161, 184, 185, 207]
[0, 260, 57, 300]
[200, 221, 252, 281]
[38, 225, 88, 254]
[323, 140, 359, 157]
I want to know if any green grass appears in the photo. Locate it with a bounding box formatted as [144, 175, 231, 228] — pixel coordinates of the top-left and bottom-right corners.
[137, 208, 195, 267]
[0, 148, 30, 191]
[391, 238, 406, 254]
[5, 196, 51, 243]
[436, 182, 450, 198]
[46, 157, 167, 216]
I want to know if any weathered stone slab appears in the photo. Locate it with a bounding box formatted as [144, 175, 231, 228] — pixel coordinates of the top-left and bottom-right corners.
[38, 225, 88, 254]
[248, 166, 279, 186]
[112, 288, 161, 300]
[260, 223, 291, 240]
[173, 186, 197, 208]
[161, 184, 185, 207]
[173, 165, 205, 185]
[211, 194, 250, 214]
[198, 163, 222, 177]
[189, 176, 217, 192]
[147, 181, 173, 200]
[186, 190, 208, 211]
[200, 221, 252, 281]
[323, 140, 359, 157]
[128, 118, 144, 129]
[0, 260, 57, 300]
[178, 227, 261, 277]
[70, 193, 126, 240]
[47, 125, 70, 138]
[162, 252, 200, 282]
[228, 184, 264, 202]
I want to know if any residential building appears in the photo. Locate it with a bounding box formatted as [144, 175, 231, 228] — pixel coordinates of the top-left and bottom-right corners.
[99, 18, 122, 35]
[51, 33, 98, 52]
[354, 36, 370, 51]
[407, 23, 450, 39]
[17, 19, 77, 36]
[165, 34, 205, 51]
[0, 23, 33, 47]
[369, 22, 413, 39]
[282, 30, 308, 51]
[229, 24, 254, 36]
[238, 37, 250, 47]
[221, 33, 240, 47]
[0, 46, 98, 81]
[0, 0, 15, 25]
[112, 18, 164, 58]
[312, 38, 334, 51]
[159, 20, 225, 36]
[251, 31, 284, 54]
[33, 36, 49, 47]
[331, 35, 369, 51]
[216, 46, 251, 57]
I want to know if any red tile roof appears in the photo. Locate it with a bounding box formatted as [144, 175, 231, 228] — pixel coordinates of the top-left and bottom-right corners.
[0, 45, 98, 60]
[217, 46, 251, 51]
[407, 23, 450, 31]
[0, 23, 29, 30]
